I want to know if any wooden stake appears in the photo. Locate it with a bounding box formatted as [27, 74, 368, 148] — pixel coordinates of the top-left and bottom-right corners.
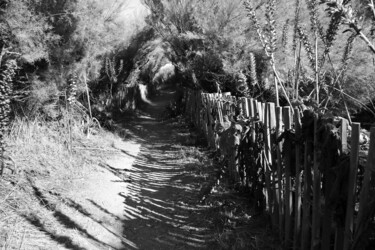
[293, 108, 302, 250]
[343, 123, 360, 250]
[302, 132, 313, 250]
[356, 127, 375, 237]
[242, 97, 249, 117]
[276, 107, 284, 240]
[283, 106, 293, 248]
[335, 119, 349, 250]
[261, 103, 272, 212]
[312, 115, 321, 250]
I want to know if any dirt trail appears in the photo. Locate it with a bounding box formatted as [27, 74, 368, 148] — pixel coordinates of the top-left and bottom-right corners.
[116, 90, 214, 249]
[52, 89, 214, 250]
[61, 89, 214, 250]
[1, 89, 217, 250]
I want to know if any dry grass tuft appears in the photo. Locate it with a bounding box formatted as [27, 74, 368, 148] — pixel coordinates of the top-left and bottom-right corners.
[0, 114, 126, 249]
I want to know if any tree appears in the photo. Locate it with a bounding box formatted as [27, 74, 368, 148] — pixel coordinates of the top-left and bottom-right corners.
[142, 0, 256, 93]
[0, 0, 59, 64]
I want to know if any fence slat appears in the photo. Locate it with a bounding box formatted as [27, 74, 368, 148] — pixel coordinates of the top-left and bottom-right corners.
[265, 103, 274, 166]
[334, 119, 349, 250]
[218, 98, 224, 124]
[266, 103, 277, 227]
[341, 118, 349, 153]
[283, 106, 293, 248]
[261, 103, 272, 212]
[276, 107, 284, 240]
[356, 127, 375, 240]
[242, 97, 249, 117]
[262, 103, 266, 123]
[321, 120, 347, 250]
[249, 98, 254, 118]
[183, 90, 373, 250]
[252, 99, 257, 119]
[302, 132, 313, 250]
[207, 94, 215, 148]
[256, 101, 262, 122]
[293, 109, 302, 250]
[312, 114, 321, 250]
[343, 123, 360, 250]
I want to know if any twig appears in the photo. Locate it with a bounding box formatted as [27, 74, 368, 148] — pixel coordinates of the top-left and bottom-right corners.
[357, 29, 375, 54]
[326, 85, 375, 116]
[18, 228, 26, 250]
[73, 147, 118, 152]
[294, 42, 302, 100]
[1, 179, 21, 204]
[370, 0, 375, 19]
[315, 30, 319, 103]
[343, 99, 352, 124]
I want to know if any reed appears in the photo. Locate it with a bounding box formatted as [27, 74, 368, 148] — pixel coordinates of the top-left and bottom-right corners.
[244, 0, 293, 108]
[281, 19, 290, 51]
[249, 53, 258, 87]
[0, 60, 17, 176]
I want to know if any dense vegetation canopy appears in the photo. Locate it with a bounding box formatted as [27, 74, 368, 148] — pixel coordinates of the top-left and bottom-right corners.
[0, 0, 375, 123]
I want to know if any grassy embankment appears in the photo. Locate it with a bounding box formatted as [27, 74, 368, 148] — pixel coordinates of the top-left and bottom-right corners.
[0, 114, 130, 248]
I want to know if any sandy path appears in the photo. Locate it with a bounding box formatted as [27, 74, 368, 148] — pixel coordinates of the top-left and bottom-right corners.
[59, 89, 213, 249]
[115, 90, 213, 249]
[1, 89, 214, 250]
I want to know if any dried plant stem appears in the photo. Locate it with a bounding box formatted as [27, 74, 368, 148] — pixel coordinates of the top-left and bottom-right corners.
[294, 42, 302, 100]
[83, 72, 92, 119]
[18, 228, 26, 250]
[293, 48, 298, 100]
[292, 0, 300, 52]
[272, 62, 293, 109]
[343, 99, 352, 124]
[274, 75, 280, 107]
[315, 31, 319, 103]
[357, 29, 375, 54]
[1, 179, 21, 203]
[370, 0, 375, 20]
[245, 1, 293, 108]
[327, 85, 375, 116]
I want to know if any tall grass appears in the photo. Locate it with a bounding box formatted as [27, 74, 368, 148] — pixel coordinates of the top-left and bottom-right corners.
[244, 0, 375, 118]
[0, 111, 129, 249]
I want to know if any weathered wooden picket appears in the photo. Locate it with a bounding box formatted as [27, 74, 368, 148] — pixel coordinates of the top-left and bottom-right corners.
[184, 89, 375, 250]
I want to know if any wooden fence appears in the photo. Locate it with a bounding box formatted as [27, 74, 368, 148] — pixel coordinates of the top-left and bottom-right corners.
[184, 89, 375, 250]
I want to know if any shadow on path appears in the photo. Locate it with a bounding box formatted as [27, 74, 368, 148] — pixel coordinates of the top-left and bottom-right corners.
[118, 90, 214, 249]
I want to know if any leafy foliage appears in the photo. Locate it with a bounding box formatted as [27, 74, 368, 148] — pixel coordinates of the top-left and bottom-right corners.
[142, 0, 274, 98]
[0, 0, 59, 64]
[0, 0, 139, 118]
[243, 0, 375, 117]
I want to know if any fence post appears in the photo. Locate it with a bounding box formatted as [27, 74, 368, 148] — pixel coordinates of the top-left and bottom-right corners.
[276, 107, 284, 240]
[260, 102, 271, 212]
[283, 106, 293, 248]
[294, 108, 302, 250]
[355, 127, 375, 246]
[266, 102, 277, 227]
[252, 99, 257, 118]
[301, 128, 313, 250]
[270, 103, 278, 227]
[218, 96, 224, 125]
[207, 94, 214, 148]
[343, 123, 360, 250]
[242, 97, 249, 118]
[312, 114, 321, 250]
[205, 94, 210, 141]
[334, 119, 349, 250]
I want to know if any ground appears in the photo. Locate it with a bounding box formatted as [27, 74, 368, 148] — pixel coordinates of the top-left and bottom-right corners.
[0, 89, 275, 250]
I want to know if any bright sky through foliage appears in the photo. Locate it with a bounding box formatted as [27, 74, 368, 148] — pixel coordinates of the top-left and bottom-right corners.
[118, 0, 149, 27]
